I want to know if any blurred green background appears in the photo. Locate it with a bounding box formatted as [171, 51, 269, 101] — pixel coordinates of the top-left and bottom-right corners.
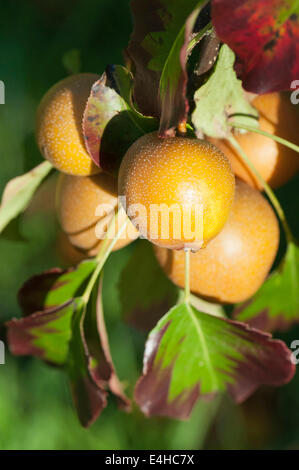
[0, 0, 298, 450]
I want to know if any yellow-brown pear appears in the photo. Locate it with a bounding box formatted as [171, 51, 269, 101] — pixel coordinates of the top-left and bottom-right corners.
[37, 73, 100, 176]
[118, 132, 235, 250]
[56, 173, 139, 256]
[155, 179, 279, 303]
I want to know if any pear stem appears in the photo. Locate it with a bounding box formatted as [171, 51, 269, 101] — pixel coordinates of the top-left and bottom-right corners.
[178, 121, 187, 135]
[184, 248, 191, 303]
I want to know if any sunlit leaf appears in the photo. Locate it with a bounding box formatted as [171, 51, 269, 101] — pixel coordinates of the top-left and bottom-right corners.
[212, 0, 299, 93]
[192, 44, 258, 139]
[135, 302, 295, 418]
[0, 161, 53, 234]
[6, 260, 97, 365]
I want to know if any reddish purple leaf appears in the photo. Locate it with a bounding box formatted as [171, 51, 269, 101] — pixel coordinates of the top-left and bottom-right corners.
[82, 66, 157, 173]
[234, 302, 292, 332]
[7, 301, 74, 365]
[226, 320, 296, 403]
[69, 374, 107, 428]
[82, 73, 126, 167]
[18, 268, 66, 316]
[7, 261, 96, 366]
[212, 0, 299, 93]
[17, 260, 96, 316]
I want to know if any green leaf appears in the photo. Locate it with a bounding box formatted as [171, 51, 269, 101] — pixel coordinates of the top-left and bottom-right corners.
[8, 257, 130, 427]
[234, 242, 299, 331]
[191, 44, 258, 138]
[109, 65, 158, 134]
[118, 240, 178, 331]
[62, 48, 81, 75]
[6, 301, 74, 365]
[0, 161, 53, 234]
[6, 260, 97, 366]
[0, 216, 26, 242]
[18, 260, 97, 315]
[135, 302, 295, 418]
[158, 2, 206, 134]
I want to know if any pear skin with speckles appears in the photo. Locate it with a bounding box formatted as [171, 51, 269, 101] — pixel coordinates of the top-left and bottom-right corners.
[155, 179, 279, 303]
[36, 73, 100, 176]
[56, 173, 139, 257]
[118, 132, 235, 250]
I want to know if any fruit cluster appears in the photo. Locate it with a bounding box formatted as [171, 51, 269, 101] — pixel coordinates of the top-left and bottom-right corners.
[37, 73, 298, 304]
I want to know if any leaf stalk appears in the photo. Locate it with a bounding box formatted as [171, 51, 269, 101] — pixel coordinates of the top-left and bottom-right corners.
[184, 248, 191, 303]
[230, 121, 299, 154]
[227, 134, 294, 243]
[82, 209, 129, 304]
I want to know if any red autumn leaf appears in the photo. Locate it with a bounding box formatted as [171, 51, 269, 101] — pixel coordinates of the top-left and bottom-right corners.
[212, 0, 299, 93]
